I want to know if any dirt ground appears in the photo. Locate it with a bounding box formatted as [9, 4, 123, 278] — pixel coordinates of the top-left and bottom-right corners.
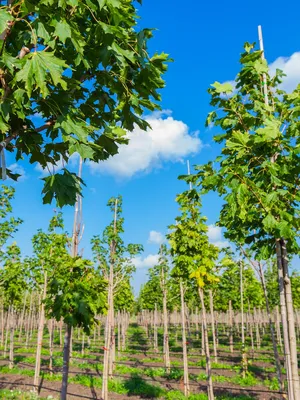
[0, 373, 283, 400]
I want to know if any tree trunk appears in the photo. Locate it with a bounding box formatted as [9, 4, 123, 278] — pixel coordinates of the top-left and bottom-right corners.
[209, 290, 217, 363]
[153, 304, 158, 353]
[281, 239, 300, 400]
[25, 294, 33, 349]
[18, 291, 27, 342]
[198, 287, 214, 400]
[9, 307, 14, 370]
[49, 319, 54, 376]
[258, 261, 284, 393]
[102, 311, 110, 400]
[240, 262, 247, 378]
[60, 324, 72, 400]
[162, 284, 170, 372]
[276, 240, 294, 400]
[229, 300, 233, 353]
[180, 280, 189, 397]
[34, 271, 47, 389]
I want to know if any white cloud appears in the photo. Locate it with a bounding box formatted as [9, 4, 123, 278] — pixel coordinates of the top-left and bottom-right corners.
[269, 52, 300, 92]
[207, 224, 229, 248]
[88, 111, 202, 178]
[207, 224, 222, 242]
[148, 230, 165, 245]
[132, 254, 159, 269]
[35, 153, 79, 176]
[8, 163, 27, 181]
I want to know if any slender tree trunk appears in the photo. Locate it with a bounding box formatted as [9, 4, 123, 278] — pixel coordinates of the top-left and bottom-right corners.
[9, 307, 14, 370]
[281, 239, 300, 400]
[229, 300, 233, 353]
[3, 309, 9, 358]
[25, 294, 33, 349]
[102, 311, 110, 400]
[240, 262, 247, 378]
[258, 262, 284, 393]
[60, 324, 72, 400]
[276, 306, 283, 352]
[81, 332, 85, 356]
[153, 303, 158, 353]
[180, 280, 189, 397]
[198, 287, 214, 400]
[1, 301, 4, 348]
[276, 240, 294, 400]
[18, 291, 27, 343]
[209, 290, 217, 363]
[34, 271, 47, 389]
[117, 311, 121, 358]
[49, 319, 54, 376]
[162, 284, 170, 372]
[59, 318, 63, 348]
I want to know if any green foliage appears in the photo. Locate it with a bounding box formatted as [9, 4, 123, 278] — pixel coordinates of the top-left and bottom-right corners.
[190, 41, 300, 261]
[0, 0, 169, 205]
[0, 185, 22, 253]
[214, 259, 264, 311]
[45, 256, 107, 334]
[28, 212, 69, 287]
[167, 189, 219, 287]
[0, 242, 28, 308]
[265, 260, 300, 309]
[91, 195, 142, 311]
[0, 389, 56, 399]
[136, 247, 166, 311]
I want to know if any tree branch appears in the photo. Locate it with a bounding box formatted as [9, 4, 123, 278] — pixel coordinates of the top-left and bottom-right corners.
[0, 120, 55, 151]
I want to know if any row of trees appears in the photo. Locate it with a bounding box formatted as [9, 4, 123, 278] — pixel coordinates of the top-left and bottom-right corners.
[136, 32, 300, 400]
[138, 252, 300, 313]
[0, 184, 140, 399]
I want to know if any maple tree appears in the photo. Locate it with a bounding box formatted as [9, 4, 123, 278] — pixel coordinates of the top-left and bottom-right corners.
[0, 0, 169, 206]
[189, 41, 300, 400]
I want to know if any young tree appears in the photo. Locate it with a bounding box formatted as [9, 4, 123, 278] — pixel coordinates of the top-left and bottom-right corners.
[29, 212, 67, 389]
[0, 185, 22, 254]
[214, 260, 264, 311]
[168, 189, 219, 400]
[45, 255, 107, 400]
[91, 195, 142, 400]
[0, 242, 28, 369]
[0, 1, 169, 205]
[190, 41, 300, 399]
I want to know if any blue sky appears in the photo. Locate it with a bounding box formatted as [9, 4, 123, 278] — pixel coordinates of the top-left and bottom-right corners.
[6, 0, 300, 293]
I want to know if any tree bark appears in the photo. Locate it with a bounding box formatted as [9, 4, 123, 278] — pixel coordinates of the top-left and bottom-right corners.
[60, 324, 72, 400]
[198, 287, 214, 400]
[9, 307, 14, 370]
[34, 271, 47, 389]
[162, 280, 170, 372]
[180, 280, 189, 397]
[229, 300, 233, 353]
[257, 261, 283, 393]
[281, 239, 300, 400]
[209, 290, 217, 363]
[276, 240, 294, 400]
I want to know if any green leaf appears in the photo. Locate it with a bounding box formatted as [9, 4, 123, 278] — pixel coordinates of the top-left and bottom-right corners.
[42, 170, 84, 207]
[226, 131, 249, 150]
[0, 10, 13, 35]
[277, 221, 292, 238]
[211, 81, 233, 94]
[262, 214, 277, 231]
[255, 119, 281, 142]
[54, 20, 72, 44]
[16, 52, 68, 98]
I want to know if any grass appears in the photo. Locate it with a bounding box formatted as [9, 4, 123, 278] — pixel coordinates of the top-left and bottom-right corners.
[0, 390, 56, 399]
[197, 371, 258, 387]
